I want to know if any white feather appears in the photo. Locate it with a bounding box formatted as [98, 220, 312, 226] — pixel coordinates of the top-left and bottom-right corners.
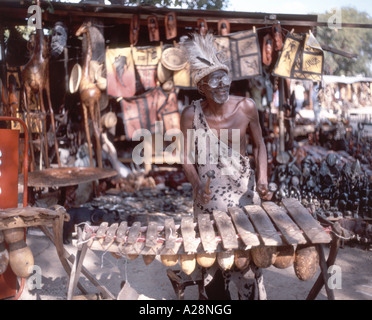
[181, 33, 225, 72]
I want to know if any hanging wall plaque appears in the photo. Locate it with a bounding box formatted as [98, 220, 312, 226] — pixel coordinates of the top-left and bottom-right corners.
[215, 30, 262, 81]
[272, 32, 324, 82]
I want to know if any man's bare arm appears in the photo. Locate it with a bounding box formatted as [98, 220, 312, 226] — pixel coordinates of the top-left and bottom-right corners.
[180, 105, 211, 204]
[243, 99, 273, 200]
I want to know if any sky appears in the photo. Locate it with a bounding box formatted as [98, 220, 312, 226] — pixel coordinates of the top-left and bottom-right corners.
[60, 0, 372, 19]
[227, 0, 372, 18]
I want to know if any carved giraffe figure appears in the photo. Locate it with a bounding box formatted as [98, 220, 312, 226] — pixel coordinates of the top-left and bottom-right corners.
[21, 2, 60, 169]
[75, 21, 103, 168]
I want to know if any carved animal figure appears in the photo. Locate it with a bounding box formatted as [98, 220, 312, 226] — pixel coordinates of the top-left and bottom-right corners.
[75, 21, 103, 168]
[5, 75, 18, 118]
[21, 12, 60, 168]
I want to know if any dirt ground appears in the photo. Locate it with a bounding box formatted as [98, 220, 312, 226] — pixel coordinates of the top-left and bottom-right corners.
[16, 230, 372, 301]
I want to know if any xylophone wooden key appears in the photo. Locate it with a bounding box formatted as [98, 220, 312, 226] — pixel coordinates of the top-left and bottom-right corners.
[115, 221, 128, 244]
[101, 223, 118, 250]
[243, 205, 281, 268]
[163, 218, 177, 253]
[160, 218, 180, 267]
[123, 222, 143, 260]
[145, 222, 158, 250]
[212, 210, 239, 270]
[181, 216, 198, 254]
[281, 198, 331, 244]
[228, 207, 260, 248]
[197, 214, 217, 253]
[96, 222, 109, 240]
[180, 217, 199, 275]
[228, 207, 259, 270]
[212, 210, 239, 250]
[196, 214, 217, 268]
[141, 221, 158, 265]
[96, 222, 109, 250]
[244, 205, 282, 246]
[261, 201, 307, 245]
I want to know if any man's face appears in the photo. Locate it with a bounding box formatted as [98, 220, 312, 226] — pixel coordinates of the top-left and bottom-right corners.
[200, 69, 231, 104]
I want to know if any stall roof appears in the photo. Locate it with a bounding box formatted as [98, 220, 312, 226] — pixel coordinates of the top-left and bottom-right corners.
[0, 0, 319, 33]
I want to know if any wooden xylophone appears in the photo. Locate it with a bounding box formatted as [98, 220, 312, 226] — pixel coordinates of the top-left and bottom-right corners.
[72, 198, 331, 280]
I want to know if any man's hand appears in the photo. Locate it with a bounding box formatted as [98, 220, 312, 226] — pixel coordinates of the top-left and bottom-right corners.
[193, 183, 212, 204]
[256, 183, 273, 201]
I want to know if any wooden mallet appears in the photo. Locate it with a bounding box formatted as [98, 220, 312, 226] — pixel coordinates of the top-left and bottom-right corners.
[205, 170, 215, 195]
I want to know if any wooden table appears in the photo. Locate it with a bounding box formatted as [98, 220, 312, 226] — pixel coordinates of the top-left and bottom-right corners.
[23, 167, 118, 208]
[25, 167, 118, 188]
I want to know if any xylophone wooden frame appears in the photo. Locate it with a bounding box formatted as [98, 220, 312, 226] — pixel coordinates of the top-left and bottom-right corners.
[65, 198, 341, 300]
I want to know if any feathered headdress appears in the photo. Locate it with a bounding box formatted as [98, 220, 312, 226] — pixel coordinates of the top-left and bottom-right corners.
[180, 33, 230, 86]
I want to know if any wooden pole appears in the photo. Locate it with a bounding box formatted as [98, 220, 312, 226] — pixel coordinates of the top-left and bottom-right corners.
[0, 26, 7, 123]
[278, 77, 285, 153]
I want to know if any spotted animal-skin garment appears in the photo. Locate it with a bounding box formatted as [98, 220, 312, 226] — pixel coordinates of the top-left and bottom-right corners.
[190, 99, 266, 300]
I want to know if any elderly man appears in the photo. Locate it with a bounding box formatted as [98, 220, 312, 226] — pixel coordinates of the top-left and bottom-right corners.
[180, 33, 272, 300]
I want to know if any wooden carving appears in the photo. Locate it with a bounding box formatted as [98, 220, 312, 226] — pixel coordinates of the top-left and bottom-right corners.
[272, 22, 283, 51]
[130, 14, 140, 46]
[218, 19, 230, 36]
[165, 12, 177, 40]
[4, 75, 18, 118]
[197, 19, 208, 36]
[21, 12, 60, 168]
[75, 21, 103, 168]
[147, 15, 159, 42]
[262, 33, 274, 66]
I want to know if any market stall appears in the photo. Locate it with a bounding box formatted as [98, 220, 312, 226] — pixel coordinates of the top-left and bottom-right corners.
[0, 0, 371, 301]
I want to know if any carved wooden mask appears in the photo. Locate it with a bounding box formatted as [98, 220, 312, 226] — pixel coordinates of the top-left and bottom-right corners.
[262, 33, 273, 66]
[147, 15, 160, 42]
[218, 19, 230, 36]
[272, 22, 283, 51]
[165, 12, 177, 40]
[197, 19, 208, 36]
[130, 14, 140, 46]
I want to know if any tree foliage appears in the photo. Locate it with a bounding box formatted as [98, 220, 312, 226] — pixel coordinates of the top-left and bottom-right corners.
[315, 6, 372, 76]
[96, 0, 229, 10]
